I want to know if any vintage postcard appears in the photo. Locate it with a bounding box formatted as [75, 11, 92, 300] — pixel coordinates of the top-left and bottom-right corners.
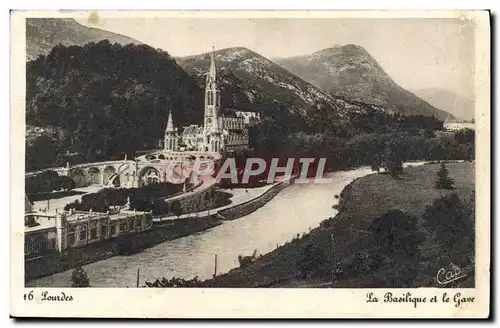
[10, 10, 490, 318]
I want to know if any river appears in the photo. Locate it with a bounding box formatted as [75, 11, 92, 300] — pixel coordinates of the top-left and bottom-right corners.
[27, 163, 424, 287]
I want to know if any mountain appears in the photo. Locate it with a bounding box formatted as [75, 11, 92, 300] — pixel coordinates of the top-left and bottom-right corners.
[275, 44, 452, 120]
[26, 41, 203, 170]
[411, 88, 474, 121]
[26, 18, 142, 62]
[176, 47, 380, 125]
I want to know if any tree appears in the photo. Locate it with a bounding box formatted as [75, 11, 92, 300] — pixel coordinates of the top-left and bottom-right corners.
[434, 162, 454, 190]
[24, 214, 38, 227]
[371, 154, 382, 173]
[237, 250, 257, 269]
[61, 176, 76, 191]
[25, 170, 62, 194]
[384, 150, 403, 179]
[170, 201, 183, 218]
[71, 266, 90, 287]
[25, 136, 59, 171]
[454, 128, 475, 144]
[423, 130, 436, 139]
[423, 193, 474, 263]
[370, 210, 424, 259]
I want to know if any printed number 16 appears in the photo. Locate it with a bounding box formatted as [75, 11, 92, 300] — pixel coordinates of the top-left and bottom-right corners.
[23, 291, 33, 301]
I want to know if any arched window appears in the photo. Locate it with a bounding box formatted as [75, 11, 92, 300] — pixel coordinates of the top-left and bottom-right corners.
[100, 224, 107, 239]
[68, 226, 76, 246]
[79, 224, 87, 242]
[90, 222, 98, 240]
[207, 91, 213, 106]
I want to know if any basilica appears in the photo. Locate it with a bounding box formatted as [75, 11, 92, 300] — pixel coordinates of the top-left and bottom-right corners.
[163, 48, 260, 155]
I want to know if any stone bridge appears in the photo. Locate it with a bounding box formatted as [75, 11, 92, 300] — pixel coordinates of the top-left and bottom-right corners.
[25, 151, 223, 189]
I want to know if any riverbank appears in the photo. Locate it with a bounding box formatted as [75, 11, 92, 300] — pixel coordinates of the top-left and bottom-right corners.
[25, 216, 222, 282]
[25, 178, 293, 283]
[204, 162, 475, 288]
[152, 177, 293, 222]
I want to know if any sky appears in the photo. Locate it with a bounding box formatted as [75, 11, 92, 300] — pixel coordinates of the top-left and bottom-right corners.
[76, 17, 476, 99]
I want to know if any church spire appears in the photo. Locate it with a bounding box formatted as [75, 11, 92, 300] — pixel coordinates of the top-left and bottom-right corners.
[206, 46, 217, 87]
[165, 109, 174, 132]
[164, 108, 178, 152]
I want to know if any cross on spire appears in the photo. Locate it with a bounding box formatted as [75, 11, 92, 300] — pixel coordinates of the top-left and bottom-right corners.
[206, 46, 217, 87]
[165, 109, 174, 132]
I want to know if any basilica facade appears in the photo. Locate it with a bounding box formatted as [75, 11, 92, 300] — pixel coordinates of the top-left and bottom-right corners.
[163, 48, 259, 155]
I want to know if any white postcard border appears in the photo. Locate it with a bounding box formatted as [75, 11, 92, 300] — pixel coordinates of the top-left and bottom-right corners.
[10, 10, 490, 318]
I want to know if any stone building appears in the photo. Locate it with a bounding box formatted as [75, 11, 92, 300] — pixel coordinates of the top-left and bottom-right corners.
[24, 206, 153, 256]
[55, 207, 153, 252]
[235, 111, 261, 127]
[163, 48, 259, 155]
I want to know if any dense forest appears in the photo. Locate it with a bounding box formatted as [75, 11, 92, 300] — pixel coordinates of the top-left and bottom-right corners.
[250, 109, 474, 171]
[26, 41, 204, 170]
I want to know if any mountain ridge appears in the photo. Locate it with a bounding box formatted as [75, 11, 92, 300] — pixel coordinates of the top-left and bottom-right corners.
[275, 44, 452, 120]
[175, 47, 381, 125]
[411, 88, 474, 121]
[26, 18, 142, 62]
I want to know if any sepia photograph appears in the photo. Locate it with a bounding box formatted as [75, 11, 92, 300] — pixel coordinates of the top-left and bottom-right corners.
[10, 9, 490, 318]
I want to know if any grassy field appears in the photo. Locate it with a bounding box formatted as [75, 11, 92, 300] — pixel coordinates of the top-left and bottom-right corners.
[209, 162, 475, 288]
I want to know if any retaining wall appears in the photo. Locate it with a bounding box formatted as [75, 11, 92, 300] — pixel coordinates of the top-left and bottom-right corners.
[218, 178, 295, 220]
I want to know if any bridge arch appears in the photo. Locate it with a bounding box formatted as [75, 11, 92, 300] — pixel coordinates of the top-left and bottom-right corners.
[69, 168, 86, 187]
[86, 167, 101, 185]
[138, 166, 161, 186]
[107, 163, 131, 188]
[103, 166, 117, 185]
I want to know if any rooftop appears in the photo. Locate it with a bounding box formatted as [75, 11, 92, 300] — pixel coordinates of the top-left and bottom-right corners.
[182, 125, 204, 135]
[25, 208, 152, 233]
[63, 208, 151, 222]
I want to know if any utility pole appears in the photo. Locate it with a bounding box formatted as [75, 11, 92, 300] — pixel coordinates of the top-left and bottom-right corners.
[213, 254, 218, 277]
[136, 268, 140, 288]
[330, 233, 335, 286]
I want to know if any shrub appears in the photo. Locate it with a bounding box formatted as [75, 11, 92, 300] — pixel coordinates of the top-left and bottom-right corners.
[351, 250, 383, 275]
[60, 176, 76, 191]
[170, 201, 183, 218]
[370, 209, 424, 259]
[24, 215, 39, 227]
[454, 128, 475, 144]
[25, 170, 75, 194]
[64, 182, 183, 214]
[145, 276, 205, 288]
[422, 193, 474, 263]
[297, 241, 327, 279]
[71, 266, 90, 287]
[238, 249, 257, 269]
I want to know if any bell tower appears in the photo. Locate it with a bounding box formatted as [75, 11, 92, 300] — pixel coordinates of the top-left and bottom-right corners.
[203, 47, 222, 153]
[164, 110, 178, 152]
